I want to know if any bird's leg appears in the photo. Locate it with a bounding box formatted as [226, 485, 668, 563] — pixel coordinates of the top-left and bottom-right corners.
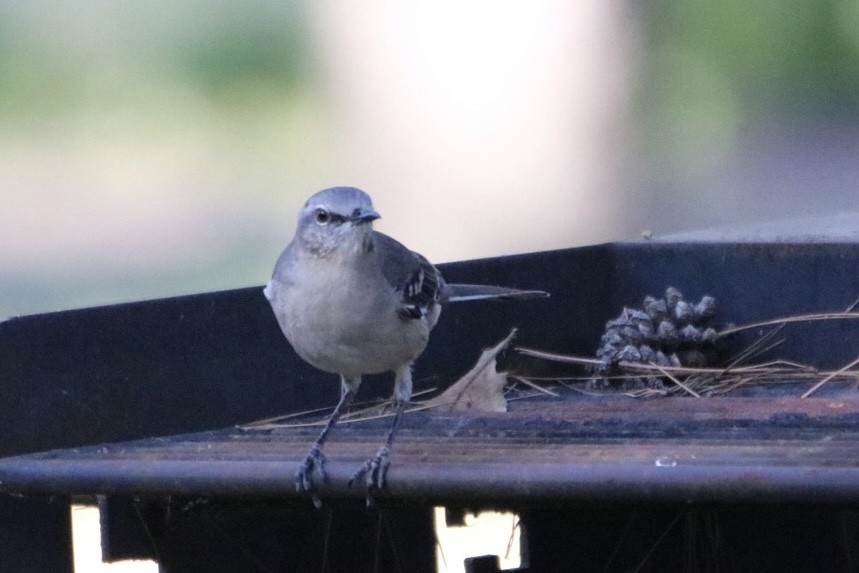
[350, 399, 405, 493]
[295, 375, 359, 508]
[350, 366, 412, 506]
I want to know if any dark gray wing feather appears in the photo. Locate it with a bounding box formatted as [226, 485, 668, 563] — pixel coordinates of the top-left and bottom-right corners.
[372, 231, 548, 317]
[373, 231, 444, 320]
[441, 284, 549, 303]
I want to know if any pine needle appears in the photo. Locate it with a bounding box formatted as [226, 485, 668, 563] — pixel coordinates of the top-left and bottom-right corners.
[718, 312, 859, 336]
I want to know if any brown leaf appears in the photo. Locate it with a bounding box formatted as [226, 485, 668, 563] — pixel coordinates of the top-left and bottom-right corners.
[424, 329, 517, 413]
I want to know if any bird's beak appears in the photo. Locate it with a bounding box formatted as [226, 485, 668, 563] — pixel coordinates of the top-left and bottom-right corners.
[351, 208, 381, 224]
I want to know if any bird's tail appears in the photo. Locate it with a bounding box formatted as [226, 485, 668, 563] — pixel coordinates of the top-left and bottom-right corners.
[442, 283, 549, 303]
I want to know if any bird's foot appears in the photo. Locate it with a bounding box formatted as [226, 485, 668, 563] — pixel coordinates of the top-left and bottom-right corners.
[295, 445, 327, 509]
[349, 445, 392, 508]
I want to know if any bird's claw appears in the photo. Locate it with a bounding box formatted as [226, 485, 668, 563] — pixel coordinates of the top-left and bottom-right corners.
[349, 445, 392, 507]
[295, 445, 327, 508]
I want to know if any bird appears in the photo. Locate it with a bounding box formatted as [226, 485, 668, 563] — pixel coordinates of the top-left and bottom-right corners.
[264, 186, 548, 506]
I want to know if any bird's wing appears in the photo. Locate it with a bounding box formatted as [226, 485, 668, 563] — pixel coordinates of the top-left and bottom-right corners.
[372, 231, 444, 320]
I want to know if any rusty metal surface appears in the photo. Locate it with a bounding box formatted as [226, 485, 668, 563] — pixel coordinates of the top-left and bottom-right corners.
[3, 394, 859, 506]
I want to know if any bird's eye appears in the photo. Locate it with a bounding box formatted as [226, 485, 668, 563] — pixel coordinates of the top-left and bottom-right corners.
[315, 209, 331, 224]
[352, 208, 362, 218]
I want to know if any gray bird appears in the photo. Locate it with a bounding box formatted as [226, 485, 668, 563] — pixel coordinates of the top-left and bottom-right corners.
[264, 186, 547, 506]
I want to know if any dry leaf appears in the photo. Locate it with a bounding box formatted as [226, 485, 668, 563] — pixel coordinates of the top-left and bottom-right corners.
[424, 329, 517, 413]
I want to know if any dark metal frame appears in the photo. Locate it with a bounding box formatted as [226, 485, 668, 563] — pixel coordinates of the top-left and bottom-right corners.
[3, 242, 859, 572]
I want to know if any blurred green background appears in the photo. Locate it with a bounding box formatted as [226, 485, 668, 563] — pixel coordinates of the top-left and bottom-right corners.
[3, 1, 858, 317]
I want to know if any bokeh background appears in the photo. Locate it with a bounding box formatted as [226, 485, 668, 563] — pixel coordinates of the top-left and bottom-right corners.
[3, 1, 859, 318]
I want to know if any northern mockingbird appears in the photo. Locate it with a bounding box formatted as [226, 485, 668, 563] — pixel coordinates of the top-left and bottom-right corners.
[264, 186, 547, 505]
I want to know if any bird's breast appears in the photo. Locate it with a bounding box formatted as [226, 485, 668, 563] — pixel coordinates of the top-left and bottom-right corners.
[267, 258, 435, 377]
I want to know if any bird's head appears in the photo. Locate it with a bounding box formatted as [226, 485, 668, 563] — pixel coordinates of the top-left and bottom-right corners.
[295, 187, 381, 256]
